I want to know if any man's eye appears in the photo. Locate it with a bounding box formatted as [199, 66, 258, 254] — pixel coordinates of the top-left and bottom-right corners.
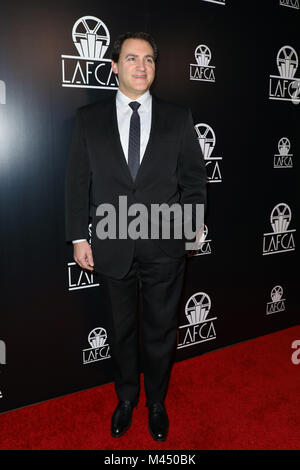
[128, 57, 135, 61]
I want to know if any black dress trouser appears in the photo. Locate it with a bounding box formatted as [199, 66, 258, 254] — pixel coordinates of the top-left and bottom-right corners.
[100, 238, 186, 407]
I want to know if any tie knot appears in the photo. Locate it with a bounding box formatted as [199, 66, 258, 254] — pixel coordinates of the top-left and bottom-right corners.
[129, 101, 141, 112]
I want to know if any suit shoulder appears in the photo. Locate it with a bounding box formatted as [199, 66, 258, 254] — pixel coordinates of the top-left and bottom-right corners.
[153, 95, 189, 116]
[77, 95, 115, 116]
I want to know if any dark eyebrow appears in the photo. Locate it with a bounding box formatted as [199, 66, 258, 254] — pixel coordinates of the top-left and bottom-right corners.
[125, 53, 154, 59]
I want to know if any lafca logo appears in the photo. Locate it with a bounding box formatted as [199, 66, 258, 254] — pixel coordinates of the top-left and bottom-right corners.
[68, 263, 99, 290]
[274, 137, 293, 168]
[68, 223, 100, 291]
[190, 45, 215, 83]
[188, 224, 212, 257]
[280, 0, 299, 9]
[269, 46, 300, 103]
[263, 203, 296, 255]
[195, 123, 222, 182]
[266, 286, 286, 315]
[61, 15, 118, 89]
[82, 327, 111, 364]
[0, 80, 6, 104]
[177, 292, 217, 349]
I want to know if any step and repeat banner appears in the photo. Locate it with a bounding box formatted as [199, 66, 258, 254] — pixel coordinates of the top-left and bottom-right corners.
[0, 0, 299, 413]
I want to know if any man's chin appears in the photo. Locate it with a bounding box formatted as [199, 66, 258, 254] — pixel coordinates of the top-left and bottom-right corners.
[132, 86, 150, 96]
[132, 79, 150, 88]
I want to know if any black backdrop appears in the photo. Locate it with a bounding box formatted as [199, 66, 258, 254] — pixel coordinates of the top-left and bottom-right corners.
[0, 0, 299, 414]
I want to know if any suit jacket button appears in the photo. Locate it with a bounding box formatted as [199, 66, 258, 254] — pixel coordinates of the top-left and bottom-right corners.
[132, 188, 136, 194]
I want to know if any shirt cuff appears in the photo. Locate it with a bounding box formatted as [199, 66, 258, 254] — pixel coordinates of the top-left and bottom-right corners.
[72, 239, 87, 244]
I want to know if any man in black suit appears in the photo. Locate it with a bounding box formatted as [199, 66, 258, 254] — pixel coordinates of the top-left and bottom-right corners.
[65, 32, 206, 441]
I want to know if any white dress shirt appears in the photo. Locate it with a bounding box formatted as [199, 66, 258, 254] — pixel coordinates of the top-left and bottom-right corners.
[73, 89, 152, 244]
[116, 89, 152, 162]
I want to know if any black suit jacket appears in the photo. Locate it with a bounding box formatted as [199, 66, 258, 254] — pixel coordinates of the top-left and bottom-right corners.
[65, 94, 207, 278]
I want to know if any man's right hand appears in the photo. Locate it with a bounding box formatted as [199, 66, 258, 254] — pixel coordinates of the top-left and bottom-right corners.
[73, 241, 94, 271]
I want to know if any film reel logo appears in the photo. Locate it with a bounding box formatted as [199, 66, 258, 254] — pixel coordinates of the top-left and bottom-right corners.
[61, 15, 118, 89]
[72, 16, 110, 60]
[276, 46, 298, 79]
[190, 44, 215, 82]
[270, 203, 292, 233]
[271, 285, 284, 302]
[195, 45, 212, 67]
[278, 137, 291, 155]
[177, 292, 217, 349]
[88, 327, 107, 348]
[185, 292, 211, 324]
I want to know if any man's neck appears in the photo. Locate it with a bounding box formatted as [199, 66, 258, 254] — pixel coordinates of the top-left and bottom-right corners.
[118, 88, 150, 101]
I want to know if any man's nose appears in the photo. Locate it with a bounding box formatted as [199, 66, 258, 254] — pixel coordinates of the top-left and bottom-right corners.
[136, 59, 146, 70]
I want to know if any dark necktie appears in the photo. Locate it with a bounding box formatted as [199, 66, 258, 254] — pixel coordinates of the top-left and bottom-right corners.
[128, 101, 141, 181]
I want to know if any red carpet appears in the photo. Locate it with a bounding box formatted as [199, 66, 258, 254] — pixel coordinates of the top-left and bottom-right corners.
[1, 325, 300, 450]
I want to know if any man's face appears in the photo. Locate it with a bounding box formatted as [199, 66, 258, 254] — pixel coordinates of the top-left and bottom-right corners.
[112, 38, 155, 99]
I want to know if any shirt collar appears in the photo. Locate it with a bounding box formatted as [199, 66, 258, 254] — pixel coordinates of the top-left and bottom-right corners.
[116, 89, 152, 111]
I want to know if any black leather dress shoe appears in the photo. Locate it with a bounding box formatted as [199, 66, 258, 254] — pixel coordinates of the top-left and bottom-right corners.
[148, 402, 169, 442]
[111, 400, 136, 438]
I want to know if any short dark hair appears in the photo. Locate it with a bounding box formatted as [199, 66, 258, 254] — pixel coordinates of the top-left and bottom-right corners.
[111, 32, 158, 63]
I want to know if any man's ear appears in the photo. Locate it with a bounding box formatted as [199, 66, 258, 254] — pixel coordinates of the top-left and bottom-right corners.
[111, 61, 118, 75]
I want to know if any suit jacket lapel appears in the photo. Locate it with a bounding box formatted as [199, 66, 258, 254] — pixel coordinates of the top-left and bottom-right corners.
[108, 95, 134, 184]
